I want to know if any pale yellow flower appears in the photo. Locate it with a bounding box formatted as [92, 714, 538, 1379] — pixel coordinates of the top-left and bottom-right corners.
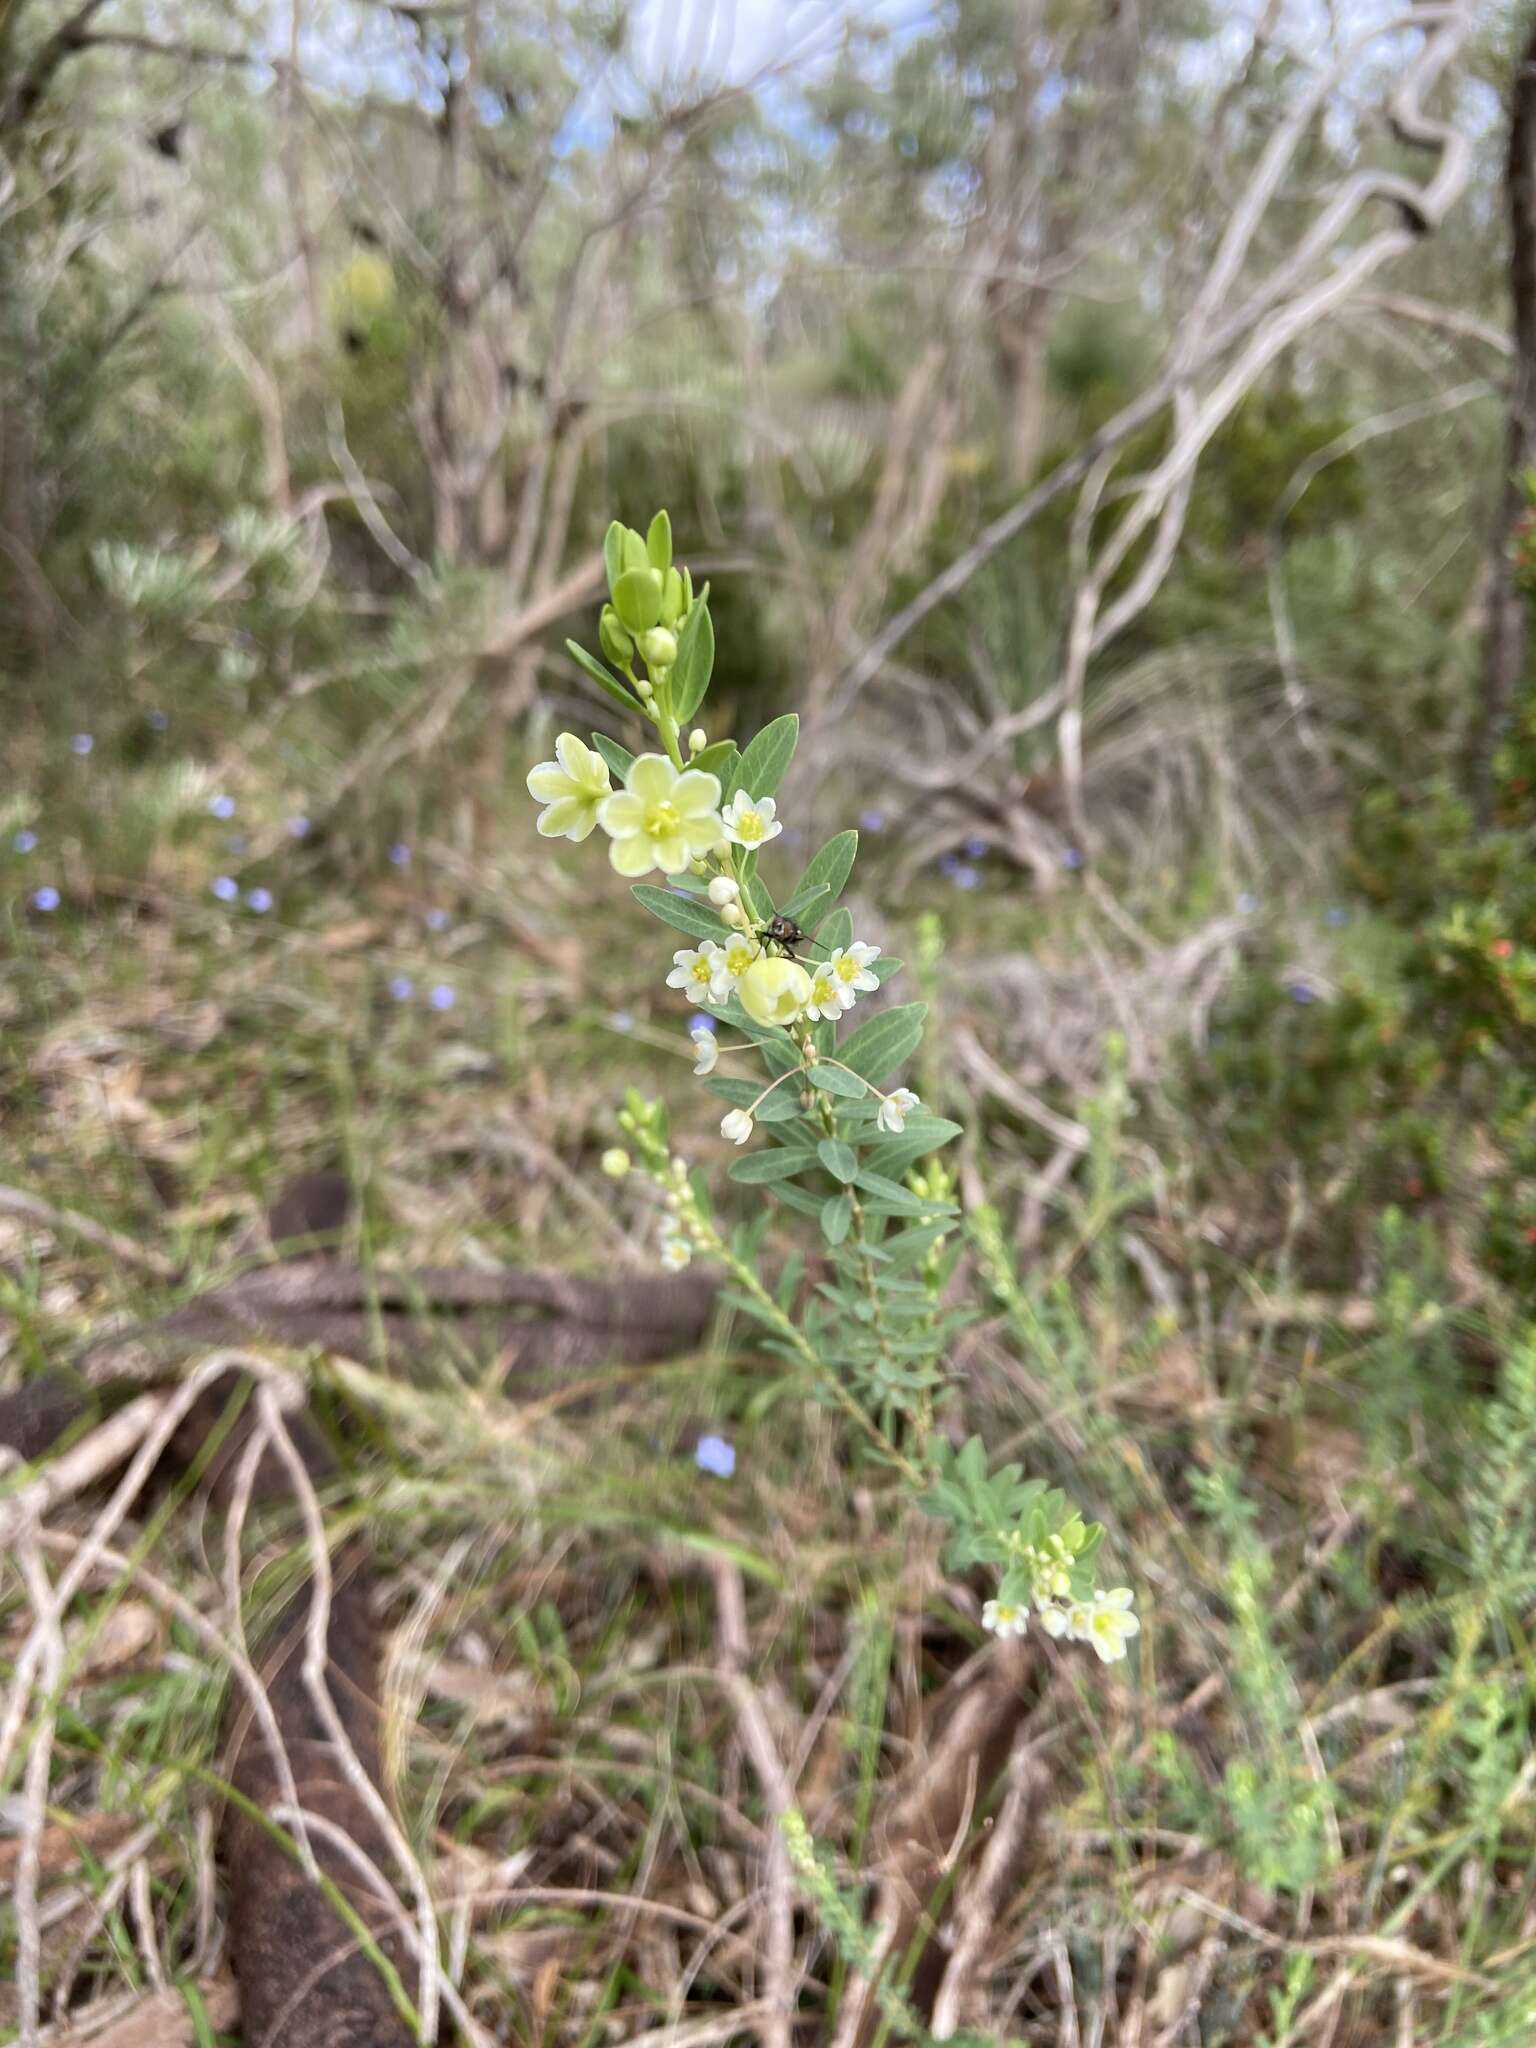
[738, 955, 813, 1029]
[526, 733, 612, 841]
[598, 754, 723, 877]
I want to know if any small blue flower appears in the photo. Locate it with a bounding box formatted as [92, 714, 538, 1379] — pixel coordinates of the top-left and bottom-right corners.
[389, 975, 414, 1002]
[610, 1009, 635, 1034]
[211, 875, 239, 903]
[695, 1434, 736, 1478]
[1060, 846, 1084, 871]
[1237, 892, 1259, 915]
[424, 907, 449, 932]
[938, 852, 962, 877]
[245, 887, 274, 913]
[147, 709, 169, 731]
[1288, 983, 1317, 1005]
[71, 733, 94, 756]
[208, 793, 236, 820]
[1325, 906, 1348, 928]
[948, 863, 981, 890]
[389, 841, 412, 868]
[963, 834, 989, 859]
[286, 815, 311, 839]
[688, 1012, 716, 1037]
[859, 809, 887, 833]
[428, 982, 456, 1011]
[31, 885, 60, 913]
[13, 830, 37, 854]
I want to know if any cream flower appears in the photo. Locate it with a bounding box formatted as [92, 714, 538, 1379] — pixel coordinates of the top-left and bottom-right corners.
[827, 941, 880, 997]
[981, 1599, 1028, 1639]
[1037, 1604, 1072, 1638]
[720, 1108, 754, 1144]
[526, 733, 612, 841]
[1085, 1588, 1140, 1664]
[720, 790, 783, 849]
[598, 755, 723, 877]
[738, 955, 813, 1029]
[715, 932, 761, 998]
[659, 1229, 692, 1272]
[667, 941, 725, 1000]
[877, 1087, 920, 1134]
[691, 1029, 719, 1076]
[803, 967, 851, 1022]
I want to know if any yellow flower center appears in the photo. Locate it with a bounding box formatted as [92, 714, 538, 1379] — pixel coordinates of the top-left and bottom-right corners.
[734, 808, 765, 842]
[690, 960, 712, 984]
[834, 956, 858, 981]
[811, 976, 834, 1006]
[645, 799, 681, 837]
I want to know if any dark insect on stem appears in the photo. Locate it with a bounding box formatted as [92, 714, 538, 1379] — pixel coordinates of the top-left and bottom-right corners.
[762, 914, 829, 962]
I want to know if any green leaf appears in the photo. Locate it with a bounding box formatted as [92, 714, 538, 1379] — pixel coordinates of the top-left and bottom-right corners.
[613, 565, 663, 634]
[817, 907, 853, 956]
[646, 509, 672, 574]
[631, 884, 729, 944]
[691, 739, 737, 785]
[821, 1194, 853, 1245]
[730, 714, 798, 801]
[839, 1003, 927, 1083]
[671, 598, 715, 724]
[603, 521, 627, 597]
[770, 1180, 826, 1217]
[589, 731, 635, 783]
[808, 1064, 869, 1099]
[817, 1138, 858, 1183]
[566, 639, 642, 714]
[783, 831, 858, 924]
[730, 1147, 820, 1184]
[706, 1077, 802, 1122]
[853, 1169, 956, 1217]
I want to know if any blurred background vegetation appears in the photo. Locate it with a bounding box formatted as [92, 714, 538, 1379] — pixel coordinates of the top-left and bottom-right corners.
[8, 1, 1536, 2043]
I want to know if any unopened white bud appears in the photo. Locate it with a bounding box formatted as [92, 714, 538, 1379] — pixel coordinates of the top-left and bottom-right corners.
[722, 903, 748, 929]
[708, 876, 740, 907]
[689, 728, 708, 756]
[600, 1148, 631, 1179]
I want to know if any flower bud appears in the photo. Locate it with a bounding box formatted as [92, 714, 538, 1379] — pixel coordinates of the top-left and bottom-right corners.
[613, 565, 664, 634]
[689, 728, 708, 757]
[722, 902, 748, 929]
[600, 1148, 631, 1178]
[720, 1108, 754, 1145]
[638, 627, 677, 669]
[599, 605, 634, 667]
[708, 875, 740, 906]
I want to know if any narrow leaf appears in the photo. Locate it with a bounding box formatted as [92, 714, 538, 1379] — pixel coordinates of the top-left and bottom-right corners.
[671, 598, 715, 724]
[730, 714, 798, 801]
[691, 739, 737, 784]
[821, 1194, 853, 1246]
[589, 731, 635, 783]
[730, 1148, 821, 1184]
[782, 831, 858, 924]
[632, 884, 729, 944]
[818, 1138, 858, 1184]
[602, 522, 627, 596]
[808, 1064, 869, 1099]
[566, 639, 642, 714]
[839, 1003, 927, 1083]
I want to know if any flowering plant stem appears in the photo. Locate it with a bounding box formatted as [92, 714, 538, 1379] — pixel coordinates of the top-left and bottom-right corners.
[532, 508, 1139, 1665]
